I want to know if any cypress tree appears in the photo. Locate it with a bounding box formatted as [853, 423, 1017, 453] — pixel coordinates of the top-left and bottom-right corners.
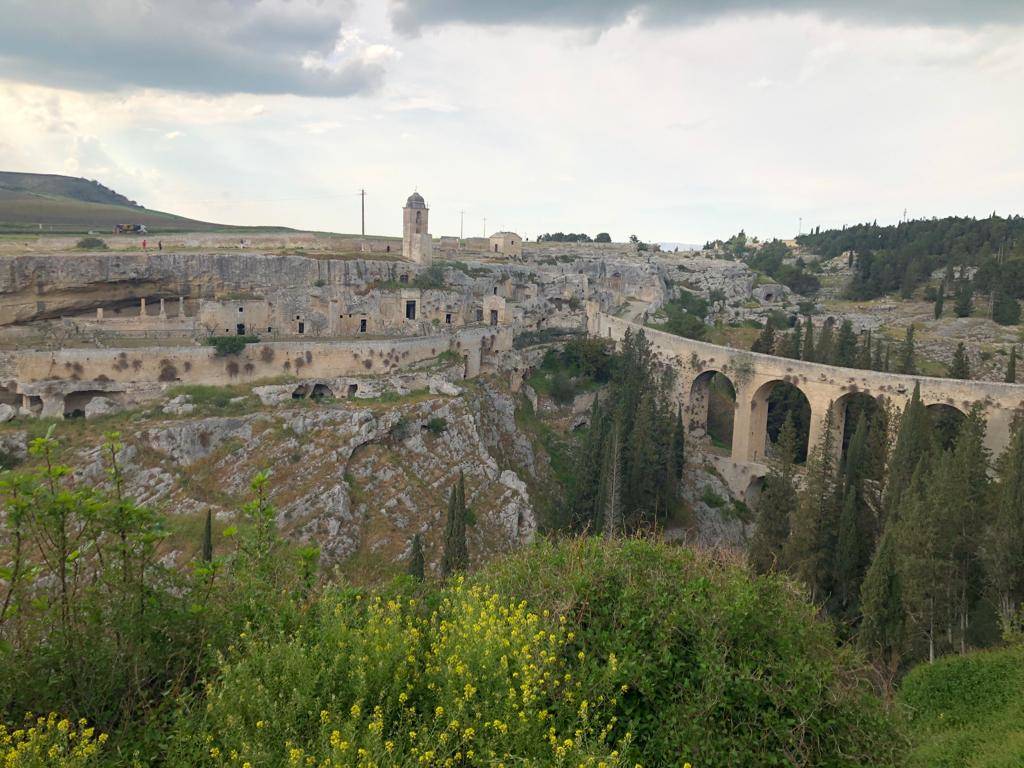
[407, 533, 425, 581]
[802, 318, 816, 362]
[883, 383, 932, 526]
[751, 320, 776, 354]
[672, 405, 686, 480]
[602, 422, 623, 539]
[441, 472, 469, 577]
[749, 414, 797, 574]
[626, 389, 660, 525]
[790, 318, 803, 360]
[856, 331, 873, 371]
[860, 526, 906, 682]
[784, 403, 839, 602]
[883, 342, 892, 373]
[949, 343, 970, 380]
[202, 509, 213, 562]
[835, 320, 857, 367]
[1007, 346, 1017, 384]
[816, 318, 836, 365]
[954, 281, 973, 318]
[896, 462, 947, 663]
[871, 339, 885, 371]
[980, 417, 1024, 632]
[992, 287, 1021, 326]
[833, 414, 875, 618]
[897, 326, 917, 375]
[934, 280, 945, 319]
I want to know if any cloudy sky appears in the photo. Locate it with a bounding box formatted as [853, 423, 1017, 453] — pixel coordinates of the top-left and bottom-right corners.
[1, 0, 1022, 243]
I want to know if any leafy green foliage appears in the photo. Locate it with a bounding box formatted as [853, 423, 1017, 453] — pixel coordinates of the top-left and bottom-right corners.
[412, 263, 447, 290]
[0, 433, 315, 754]
[206, 335, 258, 356]
[649, 290, 708, 340]
[479, 538, 904, 767]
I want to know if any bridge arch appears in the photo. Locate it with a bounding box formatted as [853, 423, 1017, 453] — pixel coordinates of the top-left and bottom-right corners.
[748, 378, 811, 464]
[926, 402, 967, 450]
[688, 370, 737, 455]
[831, 391, 885, 461]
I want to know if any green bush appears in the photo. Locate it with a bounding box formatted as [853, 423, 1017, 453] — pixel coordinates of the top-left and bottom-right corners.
[206, 335, 258, 356]
[425, 416, 448, 435]
[477, 539, 904, 767]
[76, 236, 108, 250]
[548, 371, 577, 405]
[412, 263, 447, 290]
[899, 646, 1024, 768]
[169, 578, 626, 767]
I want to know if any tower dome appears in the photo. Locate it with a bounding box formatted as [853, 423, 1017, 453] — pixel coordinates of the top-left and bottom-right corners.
[406, 191, 426, 209]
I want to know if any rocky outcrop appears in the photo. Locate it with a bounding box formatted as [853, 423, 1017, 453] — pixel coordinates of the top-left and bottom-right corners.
[65, 391, 536, 568]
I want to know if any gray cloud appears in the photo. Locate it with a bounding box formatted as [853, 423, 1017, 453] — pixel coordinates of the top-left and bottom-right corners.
[390, 0, 1024, 34]
[0, 0, 389, 96]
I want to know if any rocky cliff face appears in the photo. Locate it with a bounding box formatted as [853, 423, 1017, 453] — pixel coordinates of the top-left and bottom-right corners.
[58, 387, 536, 573]
[0, 253, 424, 324]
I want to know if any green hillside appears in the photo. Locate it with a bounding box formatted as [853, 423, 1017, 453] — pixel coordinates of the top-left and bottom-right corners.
[899, 645, 1024, 767]
[0, 171, 290, 234]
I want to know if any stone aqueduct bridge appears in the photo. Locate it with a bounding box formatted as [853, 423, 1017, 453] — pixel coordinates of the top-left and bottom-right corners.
[587, 308, 1024, 499]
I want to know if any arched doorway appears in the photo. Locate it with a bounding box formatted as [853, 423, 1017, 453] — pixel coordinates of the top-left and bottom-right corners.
[926, 403, 966, 450]
[688, 370, 737, 455]
[750, 380, 811, 464]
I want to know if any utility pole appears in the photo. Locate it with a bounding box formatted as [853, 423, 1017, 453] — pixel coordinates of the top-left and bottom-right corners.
[798, 216, 802, 236]
[483, 217, 487, 237]
[460, 209, 465, 240]
[359, 188, 366, 236]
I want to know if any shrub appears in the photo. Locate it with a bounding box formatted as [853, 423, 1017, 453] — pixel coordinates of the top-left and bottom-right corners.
[701, 485, 726, 508]
[0, 713, 107, 766]
[549, 371, 576, 405]
[75, 237, 107, 250]
[169, 579, 627, 767]
[477, 539, 904, 767]
[412, 263, 447, 290]
[206, 335, 258, 356]
[425, 416, 448, 435]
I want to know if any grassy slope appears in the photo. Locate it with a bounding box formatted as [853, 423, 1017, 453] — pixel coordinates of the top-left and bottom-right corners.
[899, 645, 1024, 767]
[0, 171, 296, 233]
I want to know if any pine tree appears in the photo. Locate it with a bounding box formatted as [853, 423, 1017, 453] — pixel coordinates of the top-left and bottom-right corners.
[860, 526, 906, 683]
[954, 281, 973, 318]
[407, 533, 425, 581]
[949, 343, 970, 379]
[1007, 346, 1017, 384]
[441, 472, 469, 577]
[751, 320, 776, 354]
[980, 417, 1024, 632]
[897, 326, 917, 375]
[202, 509, 213, 562]
[934, 280, 945, 319]
[749, 415, 797, 574]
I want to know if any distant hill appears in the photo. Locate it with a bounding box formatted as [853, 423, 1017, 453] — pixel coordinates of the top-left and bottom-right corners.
[0, 171, 293, 234]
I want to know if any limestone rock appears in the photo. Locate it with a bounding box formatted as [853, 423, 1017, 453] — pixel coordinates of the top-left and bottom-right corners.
[162, 395, 195, 416]
[84, 396, 119, 420]
[0, 403, 15, 423]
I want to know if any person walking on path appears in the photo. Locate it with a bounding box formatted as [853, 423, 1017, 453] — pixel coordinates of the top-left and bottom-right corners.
[142, 239, 147, 251]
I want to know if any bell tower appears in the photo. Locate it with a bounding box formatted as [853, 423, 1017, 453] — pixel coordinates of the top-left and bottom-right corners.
[402, 191, 432, 265]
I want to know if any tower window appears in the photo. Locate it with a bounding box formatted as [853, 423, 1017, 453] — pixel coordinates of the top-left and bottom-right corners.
[238, 306, 243, 312]
[298, 322, 305, 334]
[360, 318, 367, 333]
